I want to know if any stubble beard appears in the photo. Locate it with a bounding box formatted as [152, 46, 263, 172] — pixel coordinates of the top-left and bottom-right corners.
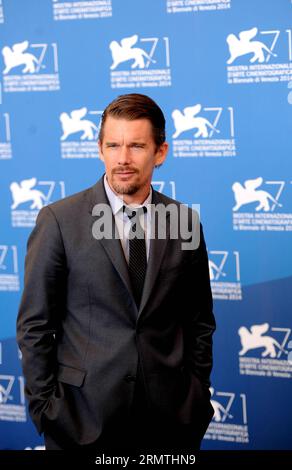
[111, 173, 140, 195]
[111, 181, 140, 195]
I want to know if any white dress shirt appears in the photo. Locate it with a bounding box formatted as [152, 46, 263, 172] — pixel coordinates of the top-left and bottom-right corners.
[103, 174, 152, 263]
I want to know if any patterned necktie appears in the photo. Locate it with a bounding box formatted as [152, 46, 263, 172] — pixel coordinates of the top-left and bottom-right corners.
[123, 205, 147, 309]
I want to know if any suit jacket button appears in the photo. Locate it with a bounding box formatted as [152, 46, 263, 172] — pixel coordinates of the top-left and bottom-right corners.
[125, 375, 136, 383]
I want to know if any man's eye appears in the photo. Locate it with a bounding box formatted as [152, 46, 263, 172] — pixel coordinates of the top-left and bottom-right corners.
[132, 144, 144, 148]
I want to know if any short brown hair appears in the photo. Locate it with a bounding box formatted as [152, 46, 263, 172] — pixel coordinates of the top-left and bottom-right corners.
[99, 93, 166, 148]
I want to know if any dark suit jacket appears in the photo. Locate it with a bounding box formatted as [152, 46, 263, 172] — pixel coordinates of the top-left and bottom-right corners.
[16, 173, 216, 446]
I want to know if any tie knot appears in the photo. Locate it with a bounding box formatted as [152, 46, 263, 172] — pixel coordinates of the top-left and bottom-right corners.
[123, 205, 147, 220]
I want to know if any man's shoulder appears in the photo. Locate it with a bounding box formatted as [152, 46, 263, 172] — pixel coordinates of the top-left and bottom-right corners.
[43, 183, 95, 219]
[153, 190, 200, 218]
[153, 190, 182, 207]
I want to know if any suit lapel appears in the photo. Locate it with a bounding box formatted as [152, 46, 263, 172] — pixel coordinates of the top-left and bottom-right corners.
[137, 189, 170, 317]
[89, 175, 133, 298]
[89, 174, 170, 320]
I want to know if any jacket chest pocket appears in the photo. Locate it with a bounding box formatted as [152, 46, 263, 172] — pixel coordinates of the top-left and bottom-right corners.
[57, 364, 86, 387]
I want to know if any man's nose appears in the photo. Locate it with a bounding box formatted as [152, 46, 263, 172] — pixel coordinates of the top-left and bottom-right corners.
[118, 145, 131, 164]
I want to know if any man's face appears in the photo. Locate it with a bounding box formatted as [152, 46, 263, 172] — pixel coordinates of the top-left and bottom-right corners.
[98, 116, 168, 200]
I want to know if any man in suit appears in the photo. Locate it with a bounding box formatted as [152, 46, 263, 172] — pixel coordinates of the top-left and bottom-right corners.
[17, 93, 216, 453]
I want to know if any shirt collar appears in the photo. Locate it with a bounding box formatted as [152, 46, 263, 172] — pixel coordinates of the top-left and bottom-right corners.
[103, 173, 152, 216]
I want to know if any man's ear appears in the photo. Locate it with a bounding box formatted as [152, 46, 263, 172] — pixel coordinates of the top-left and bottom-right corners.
[98, 139, 104, 161]
[155, 142, 168, 167]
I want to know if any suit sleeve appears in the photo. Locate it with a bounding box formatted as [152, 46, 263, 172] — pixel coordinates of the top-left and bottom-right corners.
[16, 205, 67, 434]
[183, 222, 216, 389]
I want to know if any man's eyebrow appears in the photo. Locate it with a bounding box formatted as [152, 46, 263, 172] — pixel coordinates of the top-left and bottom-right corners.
[104, 140, 147, 146]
